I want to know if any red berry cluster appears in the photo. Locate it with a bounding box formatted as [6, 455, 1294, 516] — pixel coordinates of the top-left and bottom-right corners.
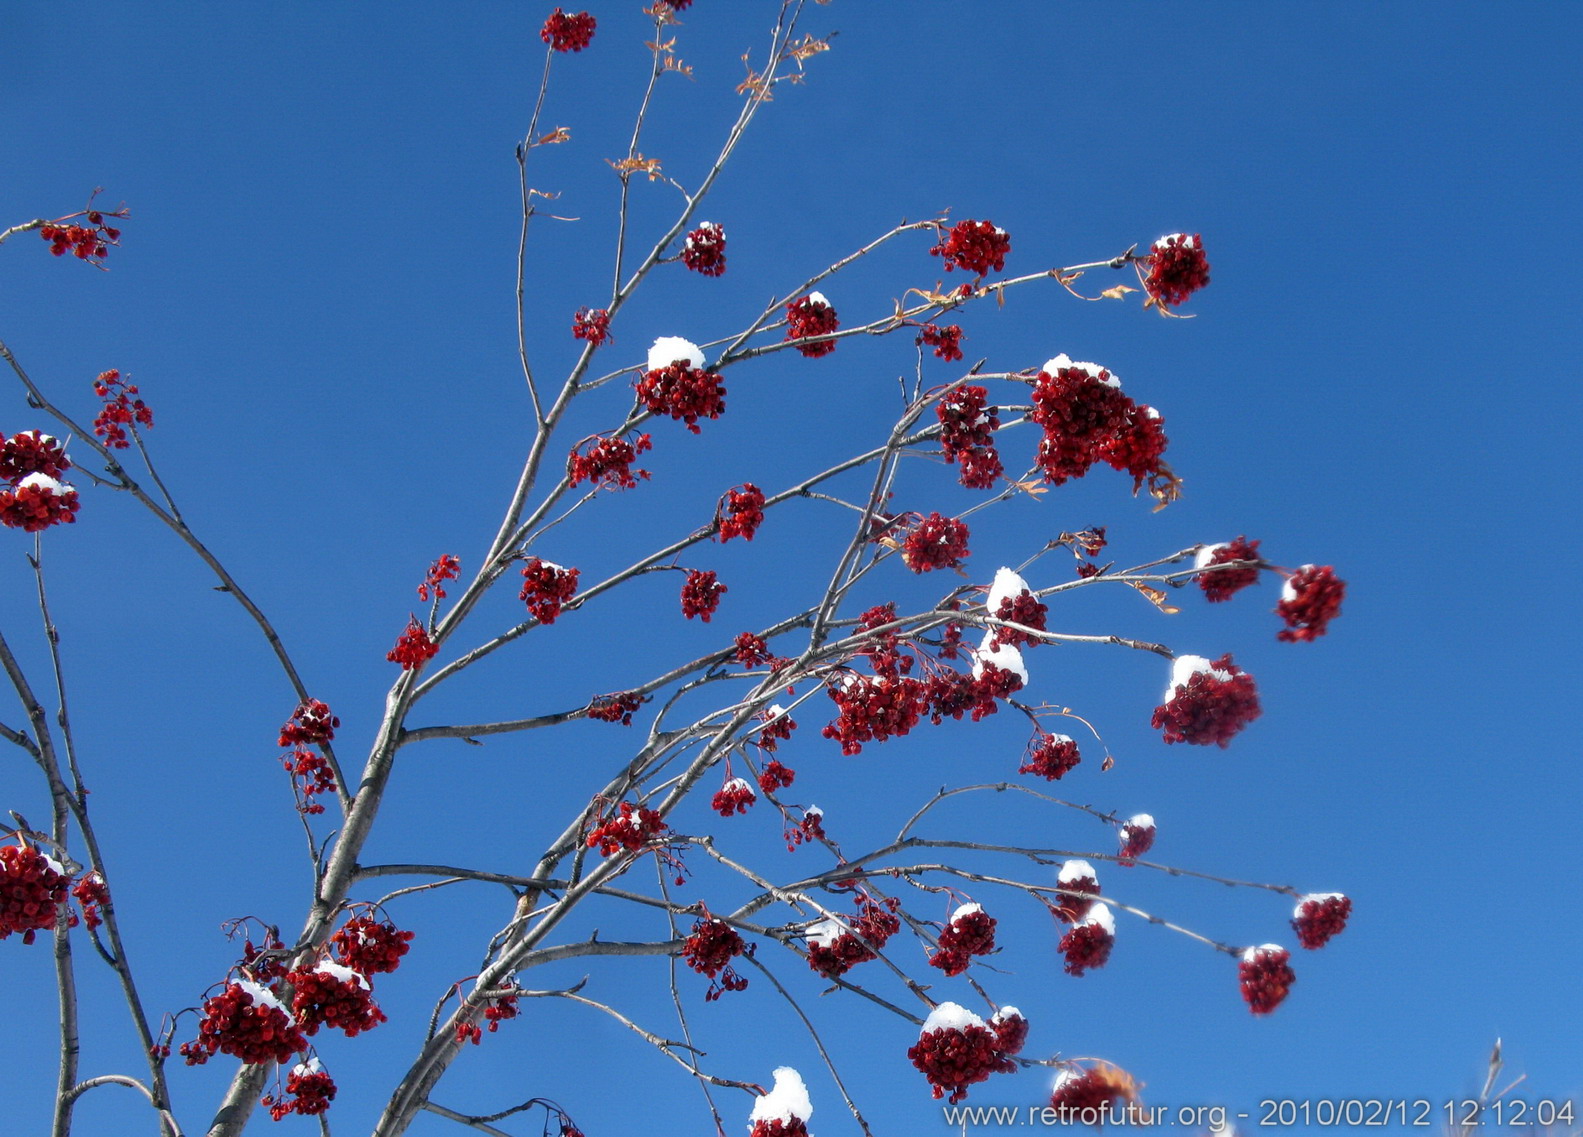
[991, 1007, 1028, 1056]
[571, 306, 612, 346]
[1144, 234, 1210, 308]
[0, 844, 70, 943]
[541, 8, 596, 52]
[681, 221, 727, 276]
[282, 749, 337, 815]
[682, 916, 750, 1000]
[1053, 861, 1100, 924]
[331, 915, 415, 974]
[785, 294, 839, 357]
[717, 483, 765, 542]
[935, 385, 1001, 489]
[857, 602, 912, 677]
[179, 981, 307, 1066]
[929, 905, 997, 976]
[1239, 945, 1296, 1014]
[72, 871, 108, 932]
[279, 699, 338, 748]
[1030, 359, 1169, 491]
[1291, 893, 1352, 950]
[991, 589, 1047, 648]
[680, 569, 726, 621]
[907, 1010, 1017, 1103]
[750, 1122, 807, 1137]
[0, 430, 70, 482]
[519, 557, 580, 623]
[569, 432, 651, 490]
[636, 361, 727, 433]
[1058, 908, 1115, 976]
[457, 978, 522, 1044]
[586, 801, 668, 856]
[237, 928, 289, 983]
[931, 220, 1010, 276]
[786, 806, 826, 850]
[901, 512, 970, 573]
[734, 632, 772, 667]
[920, 322, 965, 363]
[1117, 816, 1156, 864]
[92, 369, 153, 449]
[586, 691, 643, 725]
[1049, 1063, 1139, 1121]
[756, 758, 796, 790]
[40, 208, 122, 264]
[1197, 537, 1262, 602]
[753, 711, 797, 755]
[922, 665, 1018, 726]
[0, 475, 80, 532]
[264, 1058, 337, 1120]
[386, 618, 439, 671]
[805, 893, 900, 979]
[418, 554, 461, 602]
[286, 962, 386, 1037]
[1019, 732, 1081, 780]
[1152, 654, 1262, 747]
[1276, 564, 1346, 642]
[711, 777, 756, 816]
[821, 674, 925, 755]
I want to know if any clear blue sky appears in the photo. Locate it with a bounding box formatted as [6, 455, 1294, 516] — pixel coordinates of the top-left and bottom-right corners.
[3, 3, 1579, 1135]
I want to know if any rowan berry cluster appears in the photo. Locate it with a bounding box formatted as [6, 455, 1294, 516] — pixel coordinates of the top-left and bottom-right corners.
[752, 707, 797, 753]
[805, 893, 900, 978]
[0, 473, 80, 531]
[991, 1007, 1028, 1056]
[385, 618, 439, 671]
[457, 978, 522, 1044]
[1053, 860, 1101, 924]
[569, 433, 651, 490]
[92, 369, 153, 449]
[1277, 564, 1347, 642]
[519, 557, 580, 623]
[930, 219, 1011, 276]
[786, 806, 826, 850]
[1058, 905, 1115, 976]
[756, 757, 796, 790]
[586, 691, 643, 725]
[571, 307, 612, 346]
[541, 8, 596, 52]
[734, 632, 772, 667]
[907, 1003, 1019, 1104]
[1196, 537, 1263, 602]
[901, 512, 970, 573]
[1019, 732, 1081, 780]
[0, 430, 70, 482]
[935, 385, 1001, 488]
[680, 569, 726, 621]
[636, 361, 727, 432]
[279, 699, 339, 748]
[717, 483, 765, 541]
[1291, 893, 1352, 950]
[331, 914, 415, 975]
[286, 961, 387, 1037]
[1049, 1063, 1139, 1120]
[919, 322, 965, 362]
[1117, 814, 1156, 864]
[991, 589, 1048, 648]
[586, 801, 668, 856]
[1152, 654, 1262, 747]
[40, 208, 123, 264]
[929, 903, 997, 976]
[282, 749, 337, 815]
[821, 674, 926, 755]
[1030, 356, 1170, 491]
[264, 1058, 337, 1120]
[681, 221, 727, 276]
[857, 602, 912, 677]
[711, 777, 756, 816]
[0, 844, 70, 943]
[683, 916, 750, 1000]
[1144, 233, 1211, 308]
[785, 293, 839, 357]
[1239, 945, 1296, 1014]
[418, 554, 460, 601]
[72, 871, 108, 932]
[179, 981, 307, 1066]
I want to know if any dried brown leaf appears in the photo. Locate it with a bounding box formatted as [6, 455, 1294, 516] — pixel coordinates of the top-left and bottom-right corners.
[1128, 583, 1180, 615]
[1100, 284, 1136, 300]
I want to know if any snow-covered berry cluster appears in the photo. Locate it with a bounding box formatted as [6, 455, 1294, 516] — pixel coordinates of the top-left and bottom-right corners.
[681, 221, 727, 276]
[92, 369, 153, 449]
[418, 554, 461, 602]
[571, 306, 612, 346]
[1020, 732, 1081, 780]
[541, 8, 596, 52]
[906, 1002, 1018, 1103]
[718, 483, 765, 542]
[1048, 1063, 1139, 1122]
[286, 961, 386, 1037]
[805, 893, 900, 978]
[785, 293, 839, 357]
[936, 385, 1001, 489]
[1053, 860, 1101, 924]
[682, 916, 750, 1000]
[920, 322, 965, 363]
[179, 980, 307, 1066]
[519, 557, 580, 624]
[1117, 814, 1156, 865]
[987, 567, 1047, 648]
[586, 691, 643, 725]
[1277, 564, 1346, 642]
[1058, 904, 1115, 976]
[330, 914, 414, 975]
[1029, 355, 1171, 492]
[748, 1067, 813, 1137]
[1291, 893, 1352, 950]
[931, 220, 1011, 276]
[1239, 944, 1296, 1014]
[752, 710, 797, 755]
[586, 801, 667, 856]
[711, 776, 756, 816]
[0, 843, 70, 943]
[786, 805, 826, 850]
[1196, 537, 1262, 602]
[279, 699, 338, 748]
[929, 902, 997, 976]
[385, 618, 438, 671]
[0, 428, 80, 532]
[1144, 233, 1210, 308]
[637, 361, 727, 433]
[1152, 653, 1262, 747]
[0, 430, 71, 482]
[680, 568, 726, 621]
[264, 1057, 337, 1120]
[901, 512, 970, 573]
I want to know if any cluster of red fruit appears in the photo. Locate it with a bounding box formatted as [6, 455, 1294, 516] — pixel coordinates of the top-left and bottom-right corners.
[585, 801, 668, 856]
[1030, 357, 1169, 493]
[39, 207, 123, 265]
[919, 322, 965, 363]
[682, 915, 751, 1000]
[682, 222, 727, 276]
[418, 554, 461, 602]
[1019, 732, 1081, 780]
[680, 568, 726, 621]
[717, 483, 765, 542]
[900, 511, 970, 573]
[91, 369, 154, 449]
[928, 904, 998, 976]
[571, 306, 611, 347]
[636, 360, 727, 432]
[907, 1004, 1026, 1104]
[0, 843, 71, 944]
[930, 219, 1011, 276]
[0, 429, 79, 532]
[385, 618, 439, 671]
[586, 691, 643, 725]
[805, 893, 900, 979]
[935, 385, 1001, 489]
[519, 557, 580, 623]
[569, 432, 651, 490]
[540, 8, 596, 52]
[784, 294, 839, 357]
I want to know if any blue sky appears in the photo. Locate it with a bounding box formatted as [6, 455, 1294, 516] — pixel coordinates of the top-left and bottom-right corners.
[3, 2, 1579, 1135]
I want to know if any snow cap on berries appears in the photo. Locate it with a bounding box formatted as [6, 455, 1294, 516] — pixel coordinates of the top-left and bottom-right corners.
[647, 336, 704, 372]
[951, 901, 983, 923]
[920, 1001, 986, 1035]
[236, 978, 290, 1017]
[1194, 543, 1227, 570]
[1166, 654, 1230, 699]
[986, 567, 1031, 614]
[805, 918, 846, 948]
[1058, 859, 1097, 886]
[972, 632, 1028, 685]
[750, 1066, 813, 1125]
[1079, 902, 1115, 935]
[1042, 354, 1120, 388]
[806, 291, 829, 308]
[314, 960, 369, 989]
